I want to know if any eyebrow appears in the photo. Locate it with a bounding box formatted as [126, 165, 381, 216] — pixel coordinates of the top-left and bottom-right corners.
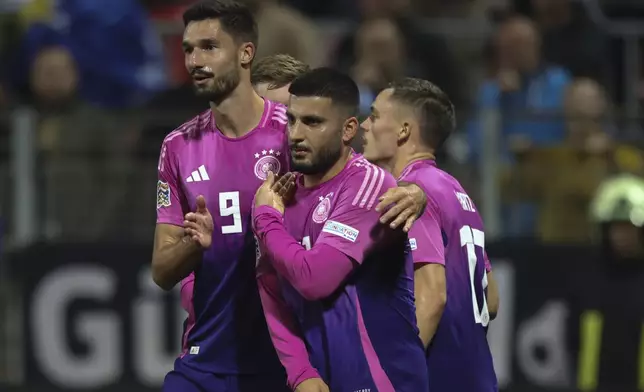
[182, 38, 218, 48]
[285, 110, 325, 122]
[302, 115, 325, 122]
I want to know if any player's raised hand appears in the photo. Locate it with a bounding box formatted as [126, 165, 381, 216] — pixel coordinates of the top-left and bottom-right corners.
[272, 172, 296, 204]
[375, 183, 427, 232]
[254, 171, 285, 213]
[295, 378, 330, 392]
[184, 195, 214, 248]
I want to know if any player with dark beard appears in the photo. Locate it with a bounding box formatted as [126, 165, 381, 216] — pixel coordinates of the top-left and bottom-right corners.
[254, 68, 429, 392]
[154, 2, 290, 391]
[152, 2, 429, 391]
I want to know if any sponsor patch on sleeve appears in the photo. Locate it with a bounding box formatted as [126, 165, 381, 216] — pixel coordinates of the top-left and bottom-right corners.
[409, 238, 418, 250]
[322, 220, 359, 242]
[157, 180, 171, 209]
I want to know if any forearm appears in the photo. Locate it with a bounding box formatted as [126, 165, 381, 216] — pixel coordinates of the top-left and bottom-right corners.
[416, 298, 445, 348]
[486, 271, 499, 320]
[258, 273, 320, 389]
[254, 206, 354, 300]
[414, 264, 446, 348]
[152, 237, 202, 291]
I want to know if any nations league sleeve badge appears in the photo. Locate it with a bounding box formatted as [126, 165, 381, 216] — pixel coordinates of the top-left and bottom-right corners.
[157, 180, 171, 209]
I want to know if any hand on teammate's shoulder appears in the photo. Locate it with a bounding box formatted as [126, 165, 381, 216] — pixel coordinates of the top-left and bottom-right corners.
[376, 183, 427, 232]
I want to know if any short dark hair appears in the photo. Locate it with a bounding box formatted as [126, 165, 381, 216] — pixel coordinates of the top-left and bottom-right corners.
[389, 78, 456, 150]
[183, 0, 258, 48]
[288, 67, 359, 115]
[251, 54, 310, 89]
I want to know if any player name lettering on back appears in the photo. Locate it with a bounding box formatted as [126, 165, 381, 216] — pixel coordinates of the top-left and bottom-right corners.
[455, 191, 476, 212]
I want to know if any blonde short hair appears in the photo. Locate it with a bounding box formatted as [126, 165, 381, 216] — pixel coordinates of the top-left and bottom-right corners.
[251, 54, 310, 89]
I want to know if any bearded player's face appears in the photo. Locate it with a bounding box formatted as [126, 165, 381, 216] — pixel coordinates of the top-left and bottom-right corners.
[286, 96, 345, 175]
[183, 18, 240, 102]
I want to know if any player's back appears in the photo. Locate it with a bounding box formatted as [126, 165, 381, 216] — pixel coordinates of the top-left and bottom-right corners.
[157, 100, 289, 375]
[400, 160, 497, 392]
[281, 155, 428, 392]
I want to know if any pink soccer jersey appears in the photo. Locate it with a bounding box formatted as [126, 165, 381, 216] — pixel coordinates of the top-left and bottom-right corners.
[156, 100, 289, 376]
[399, 159, 497, 392]
[254, 154, 429, 392]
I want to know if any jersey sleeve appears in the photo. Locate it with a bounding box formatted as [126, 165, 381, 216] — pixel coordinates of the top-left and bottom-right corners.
[156, 140, 186, 226]
[257, 268, 321, 389]
[407, 196, 445, 266]
[316, 165, 396, 263]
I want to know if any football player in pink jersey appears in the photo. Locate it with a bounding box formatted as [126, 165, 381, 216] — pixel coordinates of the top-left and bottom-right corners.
[175, 54, 311, 353]
[362, 78, 500, 391]
[151, 1, 429, 391]
[253, 68, 428, 392]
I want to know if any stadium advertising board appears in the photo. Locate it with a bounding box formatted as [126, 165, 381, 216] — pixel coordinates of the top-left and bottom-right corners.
[5, 241, 644, 392]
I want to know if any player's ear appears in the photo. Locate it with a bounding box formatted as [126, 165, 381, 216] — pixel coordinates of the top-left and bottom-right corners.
[342, 117, 359, 143]
[398, 122, 411, 144]
[240, 42, 255, 67]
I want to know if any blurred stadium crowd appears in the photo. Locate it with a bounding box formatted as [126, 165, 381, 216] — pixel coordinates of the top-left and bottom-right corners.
[0, 0, 643, 241]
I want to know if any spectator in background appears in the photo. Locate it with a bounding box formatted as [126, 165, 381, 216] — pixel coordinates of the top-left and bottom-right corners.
[469, 16, 571, 160]
[350, 18, 408, 114]
[13, 0, 166, 109]
[6, 0, 167, 240]
[531, 0, 612, 91]
[565, 174, 644, 392]
[27, 45, 141, 239]
[334, 0, 463, 111]
[503, 78, 642, 243]
[240, 0, 322, 68]
[591, 174, 644, 261]
[468, 16, 571, 236]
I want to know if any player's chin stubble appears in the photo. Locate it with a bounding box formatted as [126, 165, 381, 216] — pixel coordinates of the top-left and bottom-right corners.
[290, 142, 343, 176]
[194, 68, 240, 103]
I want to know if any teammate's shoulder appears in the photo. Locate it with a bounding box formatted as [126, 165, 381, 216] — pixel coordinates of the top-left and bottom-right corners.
[162, 109, 212, 149]
[404, 161, 455, 190]
[342, 155, 396, 193]
[262, 100, 288, 132]
[400, 160, 439, 180]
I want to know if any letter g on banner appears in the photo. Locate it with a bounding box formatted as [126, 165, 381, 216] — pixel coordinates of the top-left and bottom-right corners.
[31, 264, 122, 389]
